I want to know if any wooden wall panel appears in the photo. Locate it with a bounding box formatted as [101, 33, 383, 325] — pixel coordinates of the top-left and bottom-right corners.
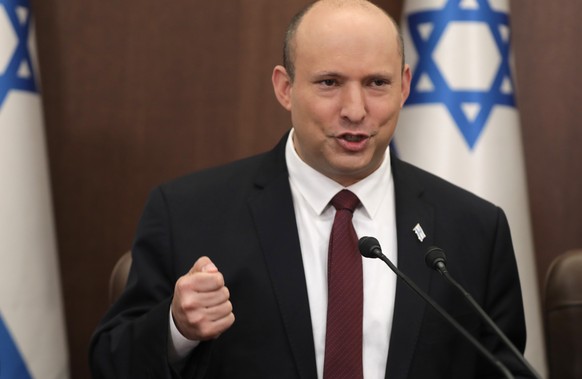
[29, 0, 581, 377]
[511, 0, 582, 289]
[32, 1, 309, 377]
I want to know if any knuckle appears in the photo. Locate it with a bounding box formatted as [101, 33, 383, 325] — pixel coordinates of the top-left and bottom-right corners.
[185, 293, 205, 311]
[214, 272, 225, 288]
[222, 286, 231, 299]
[175, 277, 188, 292]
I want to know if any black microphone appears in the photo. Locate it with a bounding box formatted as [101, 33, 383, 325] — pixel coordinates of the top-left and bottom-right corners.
[358, 236, 515, 379]
[425, 246, 542, 379]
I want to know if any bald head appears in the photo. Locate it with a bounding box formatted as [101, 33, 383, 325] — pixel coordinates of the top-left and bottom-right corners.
[282, 0, 405, 82]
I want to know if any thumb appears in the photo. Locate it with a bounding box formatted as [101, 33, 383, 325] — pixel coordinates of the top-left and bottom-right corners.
[189, 256, 218, 274]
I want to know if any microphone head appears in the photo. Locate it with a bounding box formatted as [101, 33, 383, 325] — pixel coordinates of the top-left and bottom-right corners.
[358, 236, 382, 259]
[425, 246, 447, 270]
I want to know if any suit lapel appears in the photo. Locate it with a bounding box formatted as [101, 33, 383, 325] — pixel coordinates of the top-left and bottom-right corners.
[385, 156, 435, 379]
[248, 135, 318, 379]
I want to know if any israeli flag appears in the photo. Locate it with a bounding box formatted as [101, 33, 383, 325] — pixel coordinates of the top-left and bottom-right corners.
[0, 0, 69, 378]
[395, 0, 547, 376]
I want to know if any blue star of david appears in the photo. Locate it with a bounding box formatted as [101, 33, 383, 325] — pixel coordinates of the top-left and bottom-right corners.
[0, 0, 37, 108]
[405, 0, 515, 149]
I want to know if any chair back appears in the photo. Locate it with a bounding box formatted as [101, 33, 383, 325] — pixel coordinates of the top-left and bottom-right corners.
[544, 249, 582, 379]
[109, 251, 132, 304]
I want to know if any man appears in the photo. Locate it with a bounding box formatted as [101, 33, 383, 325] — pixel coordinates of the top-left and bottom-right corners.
[90, 1, 532, 378]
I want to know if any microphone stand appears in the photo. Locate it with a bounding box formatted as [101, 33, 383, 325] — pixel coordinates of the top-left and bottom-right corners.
[425, 246, 542, 379]
[360, 238, 514, 379]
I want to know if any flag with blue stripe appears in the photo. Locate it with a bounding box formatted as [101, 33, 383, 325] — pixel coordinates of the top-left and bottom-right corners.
[0, 0, 69, 378]
[394, 0, 546, 376]
[0, 314, 32, 379]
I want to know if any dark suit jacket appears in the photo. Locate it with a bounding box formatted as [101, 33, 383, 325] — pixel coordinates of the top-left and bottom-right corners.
[90, 134, 532, 378]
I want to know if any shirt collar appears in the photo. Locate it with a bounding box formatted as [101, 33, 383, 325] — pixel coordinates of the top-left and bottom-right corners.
[286, 129, 392, 218]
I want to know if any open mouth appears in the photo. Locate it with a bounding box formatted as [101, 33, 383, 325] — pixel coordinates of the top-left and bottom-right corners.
[335, 133, 370, 152]
[339, 134, 368, 142]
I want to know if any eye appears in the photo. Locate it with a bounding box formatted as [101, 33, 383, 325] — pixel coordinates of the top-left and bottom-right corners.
[319, 79, 338, 87]
[370, 79, 389, 87]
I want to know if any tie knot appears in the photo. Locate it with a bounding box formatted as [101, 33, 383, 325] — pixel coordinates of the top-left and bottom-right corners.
[331, 190, 360, 213]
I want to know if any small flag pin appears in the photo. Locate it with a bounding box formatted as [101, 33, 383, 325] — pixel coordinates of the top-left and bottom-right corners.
[413, 223, 426, 242]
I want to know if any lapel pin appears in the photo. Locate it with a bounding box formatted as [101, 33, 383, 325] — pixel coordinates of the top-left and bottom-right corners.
[412, 223, 426, 242]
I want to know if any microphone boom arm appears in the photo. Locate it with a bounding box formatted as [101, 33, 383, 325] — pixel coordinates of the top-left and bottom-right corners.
[427, 247, 542, 379]
[359, 237, 515, 379]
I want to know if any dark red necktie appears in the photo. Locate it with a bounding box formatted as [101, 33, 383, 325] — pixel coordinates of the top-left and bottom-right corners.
[323, 189, 363, 379]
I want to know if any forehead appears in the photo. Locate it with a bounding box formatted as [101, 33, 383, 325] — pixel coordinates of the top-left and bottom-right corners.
[293, 4, 399, 71]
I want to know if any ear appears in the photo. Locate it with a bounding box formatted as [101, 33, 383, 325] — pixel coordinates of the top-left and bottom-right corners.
[272, 65, 293, 111]
[400, 64, 412, 108]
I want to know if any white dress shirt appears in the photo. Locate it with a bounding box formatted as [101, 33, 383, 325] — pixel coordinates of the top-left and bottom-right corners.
[286, 130, 397, 379]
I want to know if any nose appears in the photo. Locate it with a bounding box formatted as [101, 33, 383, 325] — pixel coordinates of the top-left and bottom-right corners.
[340, 84, 367, 123]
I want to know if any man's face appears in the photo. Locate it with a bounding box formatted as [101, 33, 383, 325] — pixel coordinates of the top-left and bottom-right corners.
[273, 4, 411, 186]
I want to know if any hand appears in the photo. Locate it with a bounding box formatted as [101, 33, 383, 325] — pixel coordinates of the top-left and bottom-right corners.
[171, 256, 235, 341]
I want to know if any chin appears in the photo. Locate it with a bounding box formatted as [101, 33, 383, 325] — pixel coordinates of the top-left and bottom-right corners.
[329, 166, 374, 184]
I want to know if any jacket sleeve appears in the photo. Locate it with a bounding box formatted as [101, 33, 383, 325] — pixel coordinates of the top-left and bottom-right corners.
[89, 187, 205, 378]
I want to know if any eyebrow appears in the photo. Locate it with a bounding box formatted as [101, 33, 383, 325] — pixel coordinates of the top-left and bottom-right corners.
[312, 71, 394, 81]
[312, 71, 344, 79]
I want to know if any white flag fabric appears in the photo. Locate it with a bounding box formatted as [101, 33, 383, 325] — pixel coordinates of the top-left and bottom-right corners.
[395, 0, 547, 376]
[0, 1, 69, 378]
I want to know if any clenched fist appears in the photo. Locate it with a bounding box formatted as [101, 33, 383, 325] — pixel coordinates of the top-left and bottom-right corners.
[171, 256, 235, 341]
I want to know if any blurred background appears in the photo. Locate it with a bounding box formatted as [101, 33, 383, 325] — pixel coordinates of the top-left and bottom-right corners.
[7, 0, 582, 377]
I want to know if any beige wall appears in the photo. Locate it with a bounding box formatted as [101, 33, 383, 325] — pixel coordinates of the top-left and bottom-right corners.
[30, 1, 581, 377]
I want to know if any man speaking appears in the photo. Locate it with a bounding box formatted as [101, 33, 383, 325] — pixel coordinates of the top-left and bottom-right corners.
[90, 1, 533, 377]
